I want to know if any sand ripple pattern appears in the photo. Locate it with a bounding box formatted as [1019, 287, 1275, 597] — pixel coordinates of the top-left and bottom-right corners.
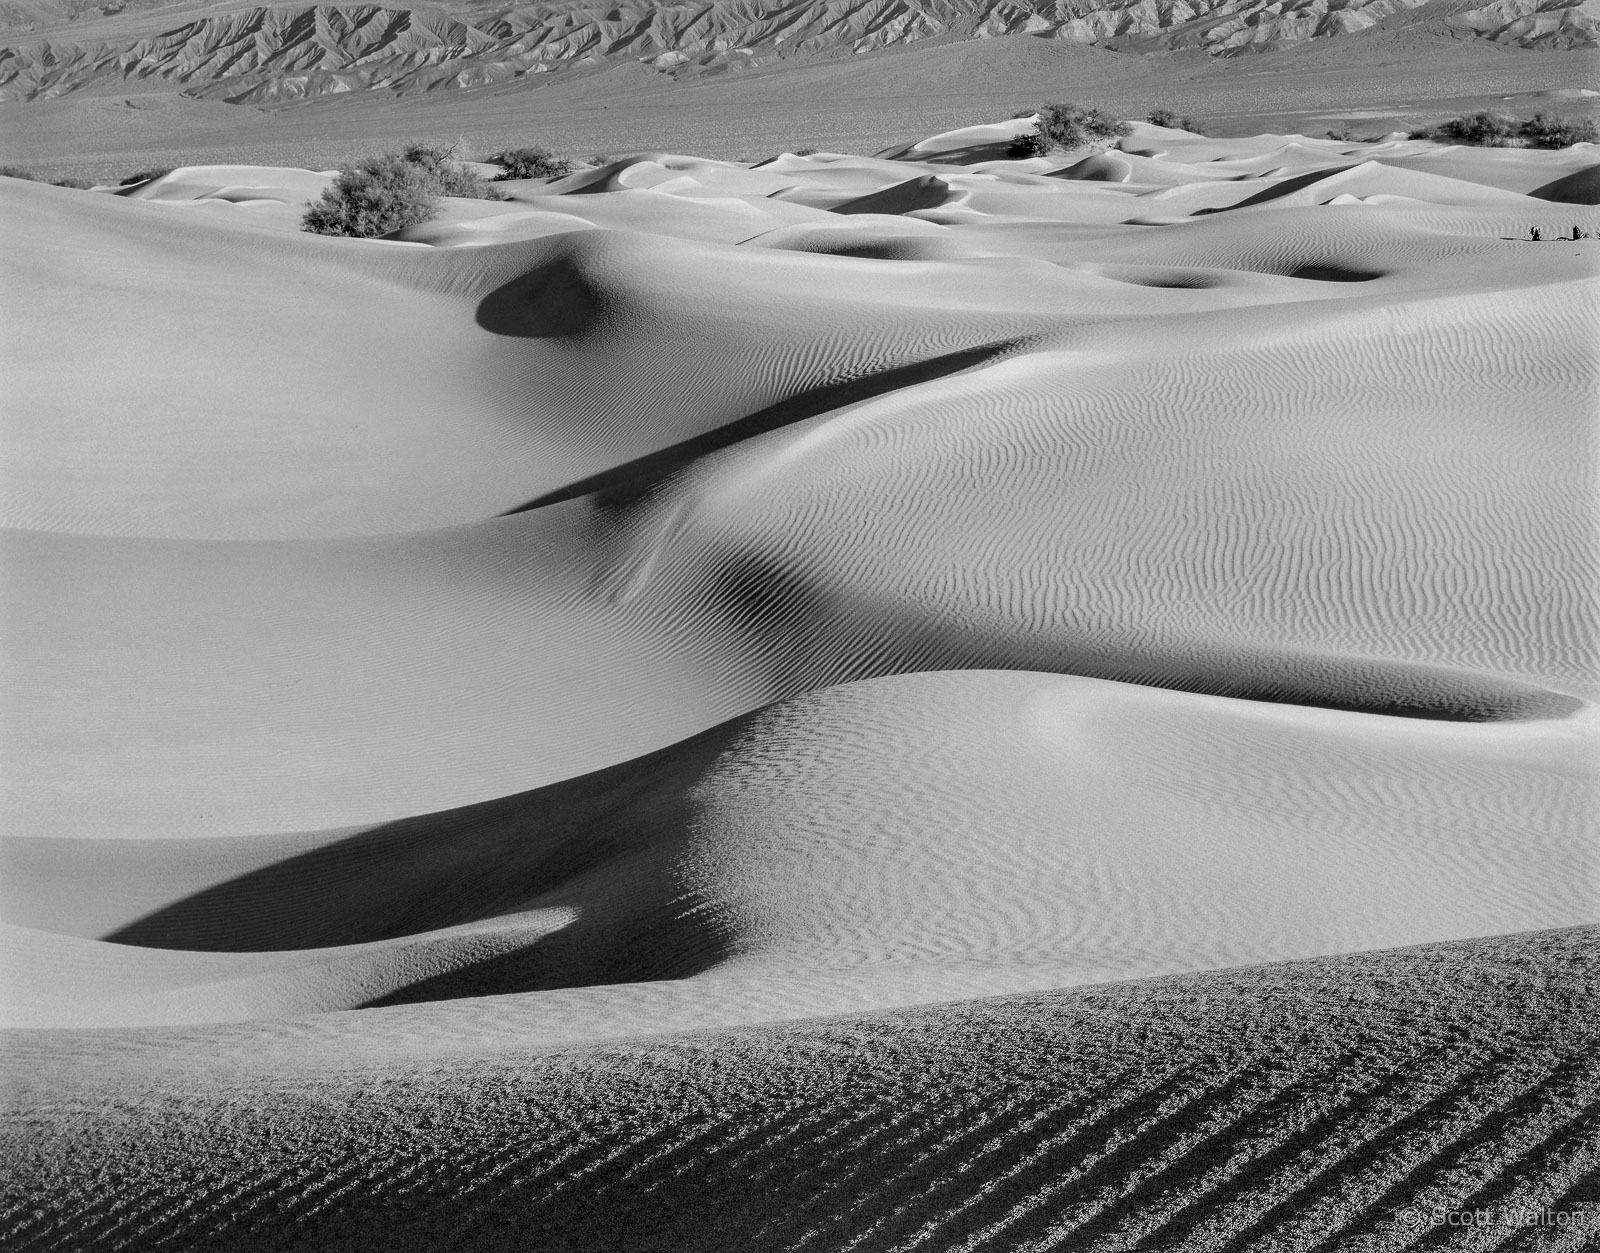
[3, 124, 1598, 1251]
[3, 928, 1596, 1251]
[4, 130, 1598, 835]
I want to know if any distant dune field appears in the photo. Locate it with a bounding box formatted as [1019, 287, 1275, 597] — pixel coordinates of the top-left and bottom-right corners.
[2, 115, 1598, 1250]
[0, 27, 1596, 179]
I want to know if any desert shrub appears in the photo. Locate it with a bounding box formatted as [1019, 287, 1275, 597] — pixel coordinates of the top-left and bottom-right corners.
[0, 165, 92, 188]
[793, 146, 819, 157]
[1432, 112, 1518, 146]
[1518, 112, 1599, 148]
[1008, 130, 1048, 158]
[1416, 110, 1597, 148]
[488, 146, 574, 179]
[302, 143, 514, 237]
[1038, 102, 1131, 150]
[119, 167, 173, 185]
[1009, 102, 1131, 157]
[1146, 106, 1208, 135]
[1326, 127, 1356, 142]
[396, 143, 505, 198]
[302, 154, 442, 237]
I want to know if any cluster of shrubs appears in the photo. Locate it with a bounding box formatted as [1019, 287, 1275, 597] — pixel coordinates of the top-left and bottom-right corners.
[488, 146, 574, 179]
[1145, 106, 1208, 135]
[1411, 111, 1598, 149]
[302, 142, 576, 238]
[0, 164, 184, 188]
[303, 143, 501, 237]
[0, 165, 92, 188]
[1009, 104, 1130, 157]
[1008, 104, 1207, 157]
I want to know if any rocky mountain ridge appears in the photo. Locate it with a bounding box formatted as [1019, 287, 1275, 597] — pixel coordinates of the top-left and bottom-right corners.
[0, 0, 1593, 103]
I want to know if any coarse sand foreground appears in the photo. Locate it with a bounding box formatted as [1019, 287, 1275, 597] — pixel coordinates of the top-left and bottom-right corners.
[1, 117, 1598, 1249]
[4, 929, 1598, 1250]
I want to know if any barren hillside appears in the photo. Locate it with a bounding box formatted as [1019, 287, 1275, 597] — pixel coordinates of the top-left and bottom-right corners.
[0, 0, 1593, 102]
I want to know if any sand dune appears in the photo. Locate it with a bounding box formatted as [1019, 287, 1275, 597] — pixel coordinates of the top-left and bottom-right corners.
[4, 928, 1596, 1250]
[5, 129, 1596, 840]
[3, 669, 1594, 1031]
[3, 121, 1597, 1248]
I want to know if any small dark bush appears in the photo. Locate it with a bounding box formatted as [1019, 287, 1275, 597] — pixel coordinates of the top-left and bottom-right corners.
[303, 154, 441, 237]
[793, 147, 819, 157]
[1008, 131, 1048, 158]
[1326, 128, 1356, 142]
[49, 175, 92, 188]
[488, 146, 575, 180]
[1146, 106, 1208, 135]
[119, 167, 174, 185]
[0, 164, 38, 180]
[1518, 112, 1599, 149]
[1010, 102, 1131, 157]
[1433, 112, 1518, 146]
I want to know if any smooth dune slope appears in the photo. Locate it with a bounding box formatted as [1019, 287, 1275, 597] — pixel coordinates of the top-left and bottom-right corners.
[2, 669, 1595, 1030]
[3, 122, 1598, 1252]
[4, 128, 1597, 836]
[0, 173, 1055, 538]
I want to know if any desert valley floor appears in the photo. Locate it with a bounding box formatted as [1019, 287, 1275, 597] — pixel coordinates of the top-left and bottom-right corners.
[1, 110, 1598, 1249]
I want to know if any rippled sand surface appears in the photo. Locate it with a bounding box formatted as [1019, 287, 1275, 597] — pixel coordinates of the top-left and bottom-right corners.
[3, 119, 1597, 1250]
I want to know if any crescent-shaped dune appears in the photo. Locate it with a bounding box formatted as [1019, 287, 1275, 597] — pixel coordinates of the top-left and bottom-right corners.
[2, 121, 1597, 1249]
[3, 669, 1595, 1032]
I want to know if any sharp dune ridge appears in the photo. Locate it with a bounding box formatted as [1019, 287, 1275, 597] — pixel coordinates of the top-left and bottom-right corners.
[2, 117, 1598, 1248]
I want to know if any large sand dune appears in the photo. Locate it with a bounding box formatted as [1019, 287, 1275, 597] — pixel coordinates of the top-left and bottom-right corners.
[4, 669, 1595, 1031]
[5, 929, 1598, 1250]
[2, 121, 1597, 1247]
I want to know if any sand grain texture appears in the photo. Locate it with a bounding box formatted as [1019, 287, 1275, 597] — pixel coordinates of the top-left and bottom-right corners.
[4, 929, 1598, 1251]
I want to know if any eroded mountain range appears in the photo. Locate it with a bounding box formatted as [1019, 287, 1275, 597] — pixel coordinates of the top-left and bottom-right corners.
[0, 0, 1593, 103]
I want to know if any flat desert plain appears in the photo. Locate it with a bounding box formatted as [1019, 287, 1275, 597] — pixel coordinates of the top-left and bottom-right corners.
[2, 108, 1599, 1250]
